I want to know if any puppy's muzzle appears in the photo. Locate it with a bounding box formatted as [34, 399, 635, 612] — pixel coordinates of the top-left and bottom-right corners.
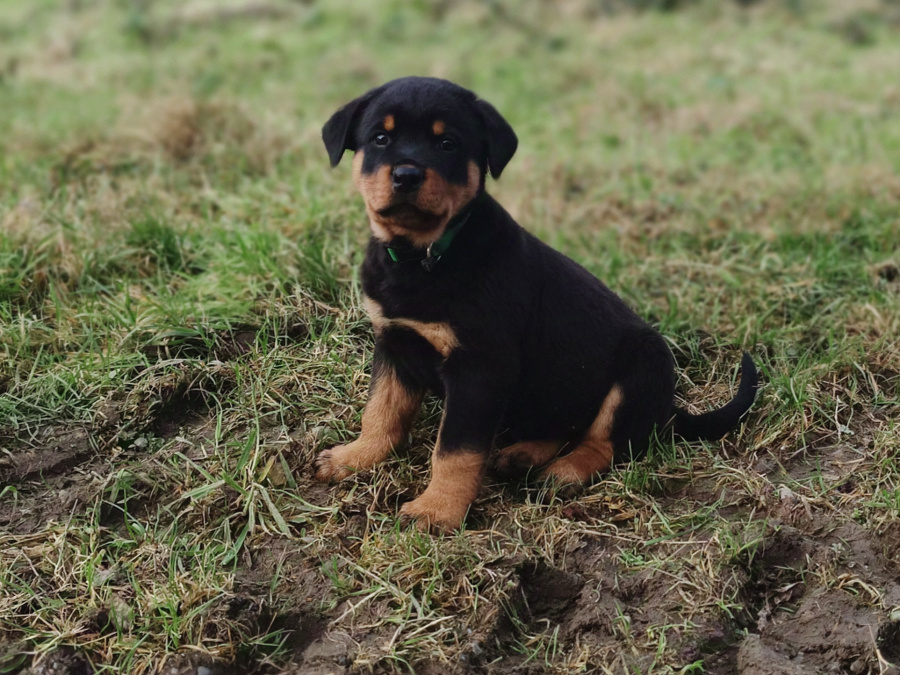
[391, 164, 425, 194]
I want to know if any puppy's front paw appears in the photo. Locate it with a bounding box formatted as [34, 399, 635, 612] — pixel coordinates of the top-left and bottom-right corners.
[538, 459, 586, 498]
[314, 444, 358, 482]
[399, 489, 469, 534]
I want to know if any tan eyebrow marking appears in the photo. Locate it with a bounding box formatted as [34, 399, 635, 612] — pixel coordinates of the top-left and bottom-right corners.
[383, 115, 395, 131]
[432, 120, 445, 135]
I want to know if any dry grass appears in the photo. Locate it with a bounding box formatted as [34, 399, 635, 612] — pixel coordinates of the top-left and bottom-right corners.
[2, 1, 900, 674]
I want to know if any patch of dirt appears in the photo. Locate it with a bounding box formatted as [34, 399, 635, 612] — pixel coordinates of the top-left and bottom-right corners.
[875, 260, 900, 284]
[226, 537, 341, 671]
[716, 516, 900, 674]
[468, 477, 900, 673]
[139, 322, 307, 363]
[5, 412, 900, 674]
[0, 427, 93, 483]
[122, 363, 234, 440]
[19, 647, 91, 675]
[755, 588, 888, 674]
[0, 454, 109, 534]
[878, 620, 900, 668]
[737, 635, 811, 675]
[876, 521, 900, 566]
[159, 653, 231, 675]
[826, 522, 900, 606]
[516, 560, 584, 625]
[0, 425, 106, 534]
[201, 594, 327, 671]
[151, 387, 212, 440]
[735, 525, 813, 632]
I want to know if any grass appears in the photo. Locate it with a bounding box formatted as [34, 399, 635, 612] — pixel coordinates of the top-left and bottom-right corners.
[2, 0, 900, 673]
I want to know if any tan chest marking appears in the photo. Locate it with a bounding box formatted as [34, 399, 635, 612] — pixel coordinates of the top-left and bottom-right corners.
[364, 297, 459, 358]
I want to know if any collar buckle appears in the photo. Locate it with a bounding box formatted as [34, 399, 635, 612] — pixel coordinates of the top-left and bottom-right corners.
[421, 243, 439, 271]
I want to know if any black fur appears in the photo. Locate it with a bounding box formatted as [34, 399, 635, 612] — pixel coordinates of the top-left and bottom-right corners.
[359, 192, 757, 459]
[320, 77, 758, 523]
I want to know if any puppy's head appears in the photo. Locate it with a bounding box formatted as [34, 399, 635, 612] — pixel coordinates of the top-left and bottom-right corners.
[322, 77, 517, 246]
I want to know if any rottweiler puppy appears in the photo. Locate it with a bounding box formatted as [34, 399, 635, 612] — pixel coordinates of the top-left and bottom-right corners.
[316, 77, 758, 532]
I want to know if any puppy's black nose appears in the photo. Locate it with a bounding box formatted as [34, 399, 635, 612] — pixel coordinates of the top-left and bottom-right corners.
[391, 165, 425, 193]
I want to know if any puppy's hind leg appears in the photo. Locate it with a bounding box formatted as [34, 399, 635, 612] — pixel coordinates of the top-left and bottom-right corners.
[493, 440, 564, 478]
[540, 385, 622, 488]
[542, 339, 677, 488]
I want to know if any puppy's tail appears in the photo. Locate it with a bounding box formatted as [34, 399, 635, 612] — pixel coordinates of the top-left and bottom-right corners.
[672, 353, 759, 442]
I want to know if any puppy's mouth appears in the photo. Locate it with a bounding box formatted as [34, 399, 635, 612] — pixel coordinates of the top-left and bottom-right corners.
[375, 201, 444, 230]
[377, 199, 420, 215]
[352, 155, 481, 244]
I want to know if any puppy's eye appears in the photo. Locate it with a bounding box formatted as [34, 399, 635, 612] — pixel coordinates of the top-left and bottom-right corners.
[373, 133, 390, 147]
[439, 137, 458, 152]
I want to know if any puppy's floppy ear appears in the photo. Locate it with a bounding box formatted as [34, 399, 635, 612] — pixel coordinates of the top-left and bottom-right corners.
[474, 99, 518, 178]
[322, 90, 377, 167]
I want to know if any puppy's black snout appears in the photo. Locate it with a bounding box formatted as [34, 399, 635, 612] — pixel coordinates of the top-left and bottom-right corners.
[391, 165, 425, 193]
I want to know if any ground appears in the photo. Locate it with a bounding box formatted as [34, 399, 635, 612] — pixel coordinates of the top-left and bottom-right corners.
[2, 0, 900, 673]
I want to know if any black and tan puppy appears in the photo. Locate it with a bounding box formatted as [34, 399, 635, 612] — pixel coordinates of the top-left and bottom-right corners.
[316, 77, 758, 532]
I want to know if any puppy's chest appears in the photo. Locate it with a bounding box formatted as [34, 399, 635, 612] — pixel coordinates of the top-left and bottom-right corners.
[363, 295, 459, 359]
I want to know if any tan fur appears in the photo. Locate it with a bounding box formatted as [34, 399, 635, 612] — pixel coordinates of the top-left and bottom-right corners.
[383, 114, 395, 131]
[399, 449, 484, 532]
[541, 385, 623, 485]
[363, 296, 388, 333]
[353, 151, 481, 247]
[432, 120, 445, 135]
[494, 439, 563, 474]
[364, 296, 458, 358]
[353, 152, 397, 241]
[315, 368, 422, 482]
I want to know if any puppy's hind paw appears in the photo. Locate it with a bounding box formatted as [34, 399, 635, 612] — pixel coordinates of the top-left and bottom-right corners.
[493, 440, 562, 479]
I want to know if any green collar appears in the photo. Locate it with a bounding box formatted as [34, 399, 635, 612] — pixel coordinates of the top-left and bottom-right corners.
[384, 207, 473, 271]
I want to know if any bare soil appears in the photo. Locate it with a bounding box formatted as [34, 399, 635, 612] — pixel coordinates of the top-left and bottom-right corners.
[5, 409, 900, 675]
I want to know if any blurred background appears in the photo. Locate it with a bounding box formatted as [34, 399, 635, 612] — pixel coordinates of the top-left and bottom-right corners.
[2, 2, 900, 674]
[3, 0, 899, 324]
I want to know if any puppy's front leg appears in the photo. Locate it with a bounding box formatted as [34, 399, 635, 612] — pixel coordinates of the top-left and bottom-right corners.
[316, 349, 423, 482]
[400, 361, 509, 533]
[399, 442, 485, 534]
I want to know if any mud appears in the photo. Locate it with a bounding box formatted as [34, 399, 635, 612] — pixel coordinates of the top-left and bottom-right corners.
[18, 648, 92, 675]
[0, 427, 93, 483]
[3, 405, 900, 674]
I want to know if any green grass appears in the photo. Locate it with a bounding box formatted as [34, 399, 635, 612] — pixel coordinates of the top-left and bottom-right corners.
[2, 1, 900, 673]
